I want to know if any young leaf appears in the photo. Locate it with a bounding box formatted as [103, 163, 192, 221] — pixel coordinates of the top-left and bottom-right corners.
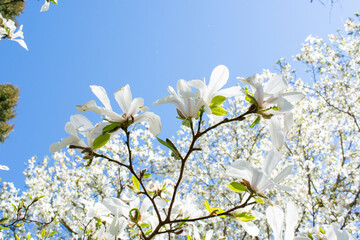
[210, 106, 227, 116]
[41, 228, 46, 238]
[102, 122, 122, 134]
[235, 212, 255, 222]
[250, 116, 261, 128]
[132, 175, 140, 191]
[210, 95, 226, 107]
[143, 173, 151, 178]
[48, 231, 57, 237]
[253, 197, 264, 204]
[204, 200, 211, 213]
[92, 133, 111, 149]
[228, 182, 247, 193]
[157, 137, 176, 153]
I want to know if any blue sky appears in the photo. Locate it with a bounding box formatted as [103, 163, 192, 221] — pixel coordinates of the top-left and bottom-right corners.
[1, 0, 360, 187]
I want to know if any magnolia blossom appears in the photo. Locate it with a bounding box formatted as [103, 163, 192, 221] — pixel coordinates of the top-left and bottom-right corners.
[232, 193, 260, 237]
[266, 202, 303, 240]
[102, 196, 165, 233]
[77, 85, 161, 136]
[153, 79, 204, 119]
[0, 14, 28, 50]
[238, 74, 304, 149]
[40, 0, 57, 12]
[226, 150, 292, 194]
[49, 114, 105, 153]
[187, 65, 241, 121]
[0, 164, 9, 171]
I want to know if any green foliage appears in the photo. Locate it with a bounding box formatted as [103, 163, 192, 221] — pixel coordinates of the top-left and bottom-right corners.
[0, 0, 25, 22]
[0, 83, 19, 143]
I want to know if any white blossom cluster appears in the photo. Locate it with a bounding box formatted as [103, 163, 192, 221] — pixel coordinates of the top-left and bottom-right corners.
[1, 16, 360, 240]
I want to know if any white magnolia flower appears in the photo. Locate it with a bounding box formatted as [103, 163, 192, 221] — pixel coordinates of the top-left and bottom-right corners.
[238, 74, 304, 149]
[0, 164, 9, 171]
[77, 85, 161, 136]
[188, 65, 241, 121]
[266, 202, 303, 240]
[49, 114, 105, 153]
[233, 193, 260, 237]
[153, 79, 204, 119]
[40, 0, 57, 12]
[102, 196, 165, 233]
[226, 150, 292, 194]
[0, 14, 28, 50]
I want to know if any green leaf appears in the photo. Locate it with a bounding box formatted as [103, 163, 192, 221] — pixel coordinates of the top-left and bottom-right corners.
[129, 208, 140, 222]
[48, 231, 57, 237]
[0, 226, 9, 230]
[0, 216, 9, 224]
[253, 197, 264, 204]
[187, 236, 193, 240]
[92, 133, 111, 149]
[228, 182, 247, 193]
[157, 137, 176, 152]
[102, 122, 122, 134]
[15, 234, 20, 240]
[308, 232, 314, 240]
[319, 227, 326, 234]
[210, 106, 227, 116]
[250, 116, 261, 128]
[132, 175, 140, 191]
[210, 95, 226, 107]
[41, 228, 46, 238]
[182, 119, 191, 128]
[204, 200, 211, 213]
[145, 229, 152, 236]
[234, 212, 255, 222]
[140, 223, 151, 228]
[28, 193, 32, 201]
[12, 203, 17, 213]
[157, 137, 180, 159]
[50, 0, 58, 4]
[178, 217, 189, 227]
[143, 173, 151, 178]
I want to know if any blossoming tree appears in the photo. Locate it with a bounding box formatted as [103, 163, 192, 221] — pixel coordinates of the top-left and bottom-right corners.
[0, 15, 359, 240]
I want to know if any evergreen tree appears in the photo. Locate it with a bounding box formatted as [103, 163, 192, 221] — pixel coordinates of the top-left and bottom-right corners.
[0, 83, 19, 143]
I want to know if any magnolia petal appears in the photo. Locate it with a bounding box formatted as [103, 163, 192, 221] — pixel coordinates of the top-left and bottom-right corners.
[285, 202, 299, 240]
[273, 165, 293, 184]
[217, 86, 242, 97]
[277, 95, 293, 112]
[127, 97, 145, 117]
[205, 230, 214, 240]
[208, 65, 229, 95]
[266, 205, 284, 240]
[187, 79, 206, 90]
[49, 136, 81, 153]
[177, 79, 197, 98]
[70, 114, 94, 136]
[77, 100, 106, 114]
[282, 92, 305, 103]
[0, 165, 9, 171]
[264, 74, 288, 94]
[103, 197, 130, 217]
[226, 160, 254, 180]
[284, 112, 294, 133]
[263, 150, 281, 176]
[268, 117, 285, 150]
[239, 221, 259, 236]
[40, 0, 50, 12]
[114, 84, 132, 113]
[133, 112, 161, 136]
[90, 85, 112, 110]
[65, 122, 77, 136]
[11, 38, 28, 51]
